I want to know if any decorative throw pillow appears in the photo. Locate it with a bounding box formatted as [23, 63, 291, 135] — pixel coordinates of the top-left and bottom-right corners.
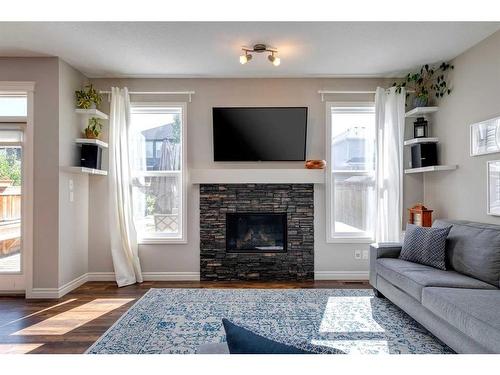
[222, 319, 315, 354]
[399, 223, 452, 270]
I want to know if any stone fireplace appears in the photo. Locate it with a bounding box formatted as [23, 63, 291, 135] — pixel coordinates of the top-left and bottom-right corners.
[200, 184, 314, 281]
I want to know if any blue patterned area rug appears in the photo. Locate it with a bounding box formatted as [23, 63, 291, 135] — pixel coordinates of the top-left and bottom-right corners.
[87, 288, 453, 354]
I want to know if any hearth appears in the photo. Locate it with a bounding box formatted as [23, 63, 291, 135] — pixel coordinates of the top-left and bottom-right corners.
[226, 213, 287, 253]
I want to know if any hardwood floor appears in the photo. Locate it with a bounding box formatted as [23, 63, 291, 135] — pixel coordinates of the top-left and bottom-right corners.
[0, 280, 369, 354]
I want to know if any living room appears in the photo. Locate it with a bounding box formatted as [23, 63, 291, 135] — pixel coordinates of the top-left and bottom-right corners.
[1, 1, 500, 372]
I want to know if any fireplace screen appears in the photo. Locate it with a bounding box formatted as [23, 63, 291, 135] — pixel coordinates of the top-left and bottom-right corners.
[226, 213, 287, 252]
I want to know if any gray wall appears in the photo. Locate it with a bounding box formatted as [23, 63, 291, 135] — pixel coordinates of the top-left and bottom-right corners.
[89, 77, 411, 276]
[424, 30, 500, 223]
[0, 57, 60, 288]
[0, 57, 89, 289]
[58, 60, 89, 287]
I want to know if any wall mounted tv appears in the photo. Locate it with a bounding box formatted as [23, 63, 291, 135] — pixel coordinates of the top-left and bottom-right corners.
[212, 107, 308, 161]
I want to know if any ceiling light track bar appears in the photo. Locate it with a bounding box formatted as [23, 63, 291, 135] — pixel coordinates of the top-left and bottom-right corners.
[100, 90, 195, 102]
[318, 89, 414, 102]
[241, 44, 277, 53]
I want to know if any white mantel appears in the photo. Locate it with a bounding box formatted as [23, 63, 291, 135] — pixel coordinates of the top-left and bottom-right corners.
[189, 169, 325, 184]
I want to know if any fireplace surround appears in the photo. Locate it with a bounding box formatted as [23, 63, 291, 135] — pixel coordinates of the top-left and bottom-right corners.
[200, 184, 314, 281]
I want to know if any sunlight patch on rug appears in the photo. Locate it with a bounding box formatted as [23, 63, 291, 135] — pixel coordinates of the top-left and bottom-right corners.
[320, 296, 385, 333]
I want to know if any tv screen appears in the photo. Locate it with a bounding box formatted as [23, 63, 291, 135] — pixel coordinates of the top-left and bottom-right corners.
[212, 107, 308, 161]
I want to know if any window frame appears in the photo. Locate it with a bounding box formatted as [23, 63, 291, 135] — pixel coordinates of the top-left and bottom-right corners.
[325, 101, 376, 243]
[130, 101, 187, 244]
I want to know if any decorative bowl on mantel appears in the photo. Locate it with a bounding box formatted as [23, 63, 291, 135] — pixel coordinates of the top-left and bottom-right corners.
[305, 160, 326, 169]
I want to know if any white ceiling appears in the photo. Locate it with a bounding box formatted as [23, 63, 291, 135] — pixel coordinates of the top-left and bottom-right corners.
[0, 22, 499, 78]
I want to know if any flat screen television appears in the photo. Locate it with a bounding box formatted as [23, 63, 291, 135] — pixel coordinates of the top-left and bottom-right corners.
[212, 107, 308, 161]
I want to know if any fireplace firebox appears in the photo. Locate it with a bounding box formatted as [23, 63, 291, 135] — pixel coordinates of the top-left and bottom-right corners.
[226, 213, 287, 253]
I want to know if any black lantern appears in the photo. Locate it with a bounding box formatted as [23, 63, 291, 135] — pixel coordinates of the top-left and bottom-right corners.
[413, 117, 428, 138]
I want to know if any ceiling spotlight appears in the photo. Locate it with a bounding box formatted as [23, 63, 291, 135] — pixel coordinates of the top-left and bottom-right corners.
[239, 51, 252, 65]
[268, 52, 281, 67]
[239, 44, 281, 66]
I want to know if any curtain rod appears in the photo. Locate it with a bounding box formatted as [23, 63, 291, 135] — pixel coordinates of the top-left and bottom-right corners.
[100, 90, 195, 102]
[318, 89, 414, 102]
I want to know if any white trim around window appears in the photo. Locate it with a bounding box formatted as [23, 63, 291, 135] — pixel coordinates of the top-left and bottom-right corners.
[130, 102, 188, 244]
[325, 101, 376, 244]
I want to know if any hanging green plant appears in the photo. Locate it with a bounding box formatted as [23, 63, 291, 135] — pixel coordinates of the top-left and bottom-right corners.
[84, 117, 103, 139]
[75, 84, 102, 109]
[393, 62, 454, 107]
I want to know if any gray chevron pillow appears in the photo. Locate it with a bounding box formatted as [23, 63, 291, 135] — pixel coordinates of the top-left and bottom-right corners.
[399, 224, 452, 270]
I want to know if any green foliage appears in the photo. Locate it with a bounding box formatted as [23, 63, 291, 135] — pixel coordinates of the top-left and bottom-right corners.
[84, 117, 103, 138]
[0, 152, 21, 185]
[393, 62, 454, 103]
[75, 84, 102, 109]
[146, 194, 156, 216]
[171, 114, 181, 144]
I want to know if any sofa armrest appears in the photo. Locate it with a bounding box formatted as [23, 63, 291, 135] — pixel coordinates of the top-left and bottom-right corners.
[370, 243, 402, 259]
[369, 243, 402, 288]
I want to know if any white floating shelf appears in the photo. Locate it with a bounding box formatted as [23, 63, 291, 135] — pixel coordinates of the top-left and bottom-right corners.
[75, 108, 109, 120]
[404, 165, 457, 174]
[62, 166, 108, 176]
[404, 137, 439, 146]
[190, 169, 325, 184]
[75, 138, 108, 148]
[405, 106, 439, 118]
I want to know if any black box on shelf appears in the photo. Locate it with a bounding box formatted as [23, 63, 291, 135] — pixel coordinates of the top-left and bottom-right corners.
[411, 143, 437, 168]
[80, 144, 102, 170]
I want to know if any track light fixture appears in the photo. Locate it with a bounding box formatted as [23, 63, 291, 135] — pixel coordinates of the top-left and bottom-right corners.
[239, 44, 281, 66]
[239, 50, 253, 65]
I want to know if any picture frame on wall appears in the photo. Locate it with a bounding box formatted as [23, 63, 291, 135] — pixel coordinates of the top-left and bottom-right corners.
[470, 115, 500, 156]
[487, 160, 500, 216]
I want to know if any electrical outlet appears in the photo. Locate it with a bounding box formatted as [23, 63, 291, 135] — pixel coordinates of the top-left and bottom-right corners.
[362, 250, 369, 260]
[354, 250, 361, 260]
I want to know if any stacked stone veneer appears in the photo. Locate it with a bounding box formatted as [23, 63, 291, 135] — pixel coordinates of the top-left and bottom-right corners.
[200, 184, 314, 281]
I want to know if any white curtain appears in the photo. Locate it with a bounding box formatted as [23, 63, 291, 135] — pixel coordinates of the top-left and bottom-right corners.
[108, 87, 143, 287]
[375, 87, 406, 242]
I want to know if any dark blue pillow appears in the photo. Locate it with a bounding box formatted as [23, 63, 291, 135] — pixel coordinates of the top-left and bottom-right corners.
[222, 319, 315, 354]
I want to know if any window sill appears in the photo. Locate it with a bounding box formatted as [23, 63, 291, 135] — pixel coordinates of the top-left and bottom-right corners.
[326, 237, 374, 244]
[138, 238, 188, 245]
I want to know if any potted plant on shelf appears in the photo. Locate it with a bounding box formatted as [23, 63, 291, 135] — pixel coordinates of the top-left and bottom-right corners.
[75, 84, 102, 109]
[393, 62, 454, 107]
[84, 117, 103, 139]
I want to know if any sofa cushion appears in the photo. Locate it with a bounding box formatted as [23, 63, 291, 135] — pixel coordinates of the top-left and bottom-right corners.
[422, 287, 500, 353]
[433, 219, 500, 287]
[400, 224, 451, 270]
[376, 258, 496, 301]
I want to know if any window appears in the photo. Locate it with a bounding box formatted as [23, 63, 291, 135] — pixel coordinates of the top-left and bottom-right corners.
[130, 103, 186, 243]
[0, 95, 27, 117]
[327, 103, 376, 242]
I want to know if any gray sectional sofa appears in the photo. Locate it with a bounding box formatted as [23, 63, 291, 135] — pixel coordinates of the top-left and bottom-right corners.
[370, 219, 500, 354]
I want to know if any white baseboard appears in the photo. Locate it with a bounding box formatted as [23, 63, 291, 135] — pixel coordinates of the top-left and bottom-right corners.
[87, 271, 200, 282]
[30, 273, 88, 299]
[87, 272, 115, 281]
[314, 271, 369, 280]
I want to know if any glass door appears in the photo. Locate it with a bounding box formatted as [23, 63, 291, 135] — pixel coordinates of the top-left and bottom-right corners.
[0, 94, 26, 293]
